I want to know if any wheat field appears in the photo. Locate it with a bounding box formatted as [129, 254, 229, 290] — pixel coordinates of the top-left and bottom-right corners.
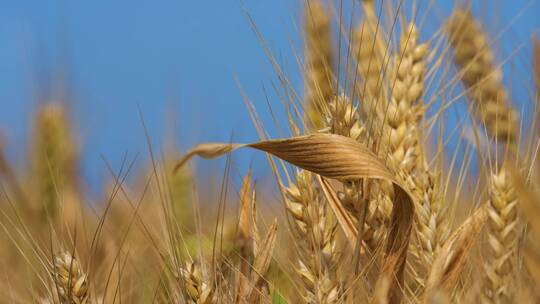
[1, 0, 540, 303]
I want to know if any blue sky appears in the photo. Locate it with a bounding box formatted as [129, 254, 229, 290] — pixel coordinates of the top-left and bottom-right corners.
[0, 1, 538, 194]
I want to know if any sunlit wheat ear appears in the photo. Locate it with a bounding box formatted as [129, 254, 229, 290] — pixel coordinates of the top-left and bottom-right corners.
[165, 156, 193, 220]
[480, 166, 519, 303]
[303, 0, 335, 131]
[50, 252, 89, 304]
[322, 94, 366, 141]
[284, 170, 341, 303]
[354, 0, 388, 143]
[31, 103, 78, 221]
[446, 9, 519, 145]
[384, 23, 449, 285]
[178, 261, 217, 304]
[319, 93, 389, 254]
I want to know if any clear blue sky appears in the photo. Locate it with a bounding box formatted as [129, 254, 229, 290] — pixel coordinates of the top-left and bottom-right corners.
[0, 1, 538, 194]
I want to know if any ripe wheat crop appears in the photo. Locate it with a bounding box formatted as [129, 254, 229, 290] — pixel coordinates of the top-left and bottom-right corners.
[1, 1, 540, 303]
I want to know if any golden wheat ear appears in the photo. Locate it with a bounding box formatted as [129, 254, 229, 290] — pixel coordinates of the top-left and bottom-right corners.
[50, 252, 89, 304]
[479, 166, 519, 302]
[31, 103, 80, 225]
[446, 9, 519, 145]
[303, 0, 335, 131]
[284, 170, 341, 303]
[178, 261, 217, 303]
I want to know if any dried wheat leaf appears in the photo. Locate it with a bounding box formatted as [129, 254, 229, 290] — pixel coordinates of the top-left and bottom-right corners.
[174, 143, 241, 171]
[425, 205, 487, 299]
[175, 133, 415, 304]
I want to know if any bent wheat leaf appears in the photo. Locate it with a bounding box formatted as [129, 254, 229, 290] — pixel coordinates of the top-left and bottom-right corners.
[174, 133, 415, 304]
[425, 205, 487, 299]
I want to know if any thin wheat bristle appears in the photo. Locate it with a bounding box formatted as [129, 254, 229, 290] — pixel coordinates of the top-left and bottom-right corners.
[447, 9, 519, 144]
[285, 170, 342, 303]
[51, 252, 89, 304]
[304, 0, 335, 130]
[481, 166, 519, 303]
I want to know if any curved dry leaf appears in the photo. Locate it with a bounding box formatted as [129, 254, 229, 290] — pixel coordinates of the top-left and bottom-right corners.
[174, 133, 415, 304]
[174, 143, 240, 171]
[424, 205, 487, 300]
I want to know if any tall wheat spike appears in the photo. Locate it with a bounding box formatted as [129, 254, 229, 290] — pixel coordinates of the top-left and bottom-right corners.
[321, 94, 387, 251]
[304, 0, 335, 130]
[354, 0, 389, 145]
[447, 9, 519, 144]
[31, 103, 78, 221]
[351, 1, 401, 253]
[447, 10, 520, 302]
[480, 166, 519, 303]
[385, 23, 449, 283]
[285, 170, 341, 303]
